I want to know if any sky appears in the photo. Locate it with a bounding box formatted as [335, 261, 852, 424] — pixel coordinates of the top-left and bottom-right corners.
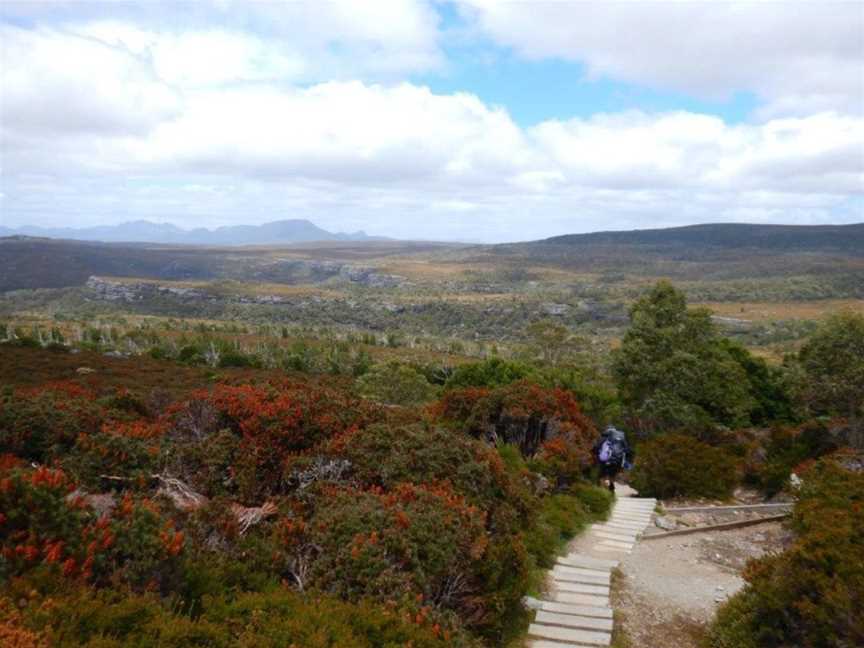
[0, 0, 862, 243]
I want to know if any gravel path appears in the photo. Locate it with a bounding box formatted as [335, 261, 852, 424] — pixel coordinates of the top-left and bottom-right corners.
[612, 520, 789, 647]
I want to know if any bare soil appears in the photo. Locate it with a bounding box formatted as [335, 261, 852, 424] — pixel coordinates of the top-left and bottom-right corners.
[613, 522, 791, 648]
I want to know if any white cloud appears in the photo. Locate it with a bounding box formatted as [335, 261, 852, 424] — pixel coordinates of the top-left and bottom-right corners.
[1, 3, 862, 241]
[0, 25, 181, 137]
[2, 0, 443, 82]
[458, 0, 864, 116]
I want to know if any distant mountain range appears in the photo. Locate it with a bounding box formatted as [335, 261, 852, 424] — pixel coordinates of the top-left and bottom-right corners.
[0, 219, 380, 245]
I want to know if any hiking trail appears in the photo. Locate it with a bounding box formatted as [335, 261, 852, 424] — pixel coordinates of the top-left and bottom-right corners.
[526, 484, 656, 647]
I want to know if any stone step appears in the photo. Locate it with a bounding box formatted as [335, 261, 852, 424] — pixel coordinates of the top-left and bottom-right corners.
[555, 582, 610, 596]
[558, 554, 619, 570]
[535, 610, 614, 632]
[553, 591, 610, 607]
[537, 600, 613, 619]
[528, 623, 611, 646]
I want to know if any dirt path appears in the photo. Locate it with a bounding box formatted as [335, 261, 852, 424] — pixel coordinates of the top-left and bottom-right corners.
[612, 521, 790, 647]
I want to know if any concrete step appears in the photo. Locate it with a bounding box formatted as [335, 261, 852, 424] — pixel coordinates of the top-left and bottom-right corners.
[536, 600, 613, 619]
[535, 610, 614, 632]
[528, 623, 611, 646]
[552, 591, 610, 607]
[557, 554, 619, 570]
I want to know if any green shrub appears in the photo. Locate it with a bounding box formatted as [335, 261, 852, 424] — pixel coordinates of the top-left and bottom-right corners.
[336, 423, 532, 526]
[628, 434, 738, 499]
[292, 482, 522, 641]
[356, 362, 437, 405]
[707, 458, 864, 648]
[22, 587, 469, 648]
[570, 481, 614, 517]
[524, 494, 589, 569]
[750, 421, 839, 496]
[444, 358, 533, 390]
[0, 386, 104, 463]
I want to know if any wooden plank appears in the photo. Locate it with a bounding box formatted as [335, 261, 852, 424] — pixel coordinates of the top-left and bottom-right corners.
[535, 610, 614, 632]
[528, 623, 611, 646]
[642, 514, 790, 540]
[537, 601, 613, 619]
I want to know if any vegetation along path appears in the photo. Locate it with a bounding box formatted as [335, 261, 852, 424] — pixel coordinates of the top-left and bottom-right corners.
[526, 485, 656, 647]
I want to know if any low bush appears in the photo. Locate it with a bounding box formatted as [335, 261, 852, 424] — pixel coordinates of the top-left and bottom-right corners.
[18, 587, 470, 648]
[0, 467, 183, 590]
[282, 481, 520, 640]
[432, 380, 596, 464]
[335, 423, 532, 523]
[524, 494, 589, 569]
[707, 457, 864, 648]
[0, 384, 104, 463]
[749, 421, 840, 496]
[444, 358, 533, 390]
[356, 362, 438, 405]
[628, 434, 738, 499]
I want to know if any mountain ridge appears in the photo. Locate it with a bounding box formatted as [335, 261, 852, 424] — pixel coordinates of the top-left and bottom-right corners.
[0, 219, 381, 245]
[538, 222, 864, 253]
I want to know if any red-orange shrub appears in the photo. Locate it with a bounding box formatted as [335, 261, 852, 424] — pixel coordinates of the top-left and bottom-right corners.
[432, 381, 595, 478]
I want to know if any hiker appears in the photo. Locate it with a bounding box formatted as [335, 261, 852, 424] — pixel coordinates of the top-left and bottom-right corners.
[594, 425, 633, 493]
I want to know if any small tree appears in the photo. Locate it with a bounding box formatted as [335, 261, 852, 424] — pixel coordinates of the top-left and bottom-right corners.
[613, 281, 754, 436]
[799, 311, 864, 422]
[525, 319, 584, 365]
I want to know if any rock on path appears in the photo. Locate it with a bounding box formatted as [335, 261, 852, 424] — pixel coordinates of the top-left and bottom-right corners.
[527, 484, 656, 647]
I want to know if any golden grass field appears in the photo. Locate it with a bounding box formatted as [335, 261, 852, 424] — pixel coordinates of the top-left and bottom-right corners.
[697, 299, 864, 322]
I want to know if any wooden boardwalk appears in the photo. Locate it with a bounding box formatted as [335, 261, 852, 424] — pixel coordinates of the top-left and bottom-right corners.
[527, 486, 656, 647]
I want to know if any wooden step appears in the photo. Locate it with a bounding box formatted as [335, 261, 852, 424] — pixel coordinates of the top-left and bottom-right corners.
[557, 554, 619, 570]
[555, 582, 610, 596]
[528, 622, 611, 646]
[535, 610, 614, 632]
[529, 640, 606, 648]
[552, 591, 610, 607]
[536, 600, 613, 619]
[592, 530, 637, 542]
